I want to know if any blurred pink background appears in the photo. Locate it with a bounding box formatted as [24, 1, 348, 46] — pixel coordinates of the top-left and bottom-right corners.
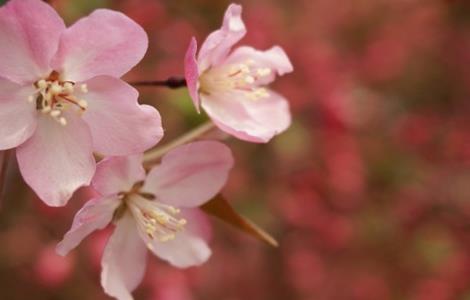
[1, 0, 470, 299]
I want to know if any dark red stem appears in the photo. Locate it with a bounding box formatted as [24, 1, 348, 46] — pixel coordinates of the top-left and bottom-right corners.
[0, 150, 10, 209]
[129, 77, 187, 89]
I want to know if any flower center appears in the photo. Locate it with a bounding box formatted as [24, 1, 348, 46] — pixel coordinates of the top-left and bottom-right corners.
[118, 181, 187, 246]
[28, 71, 89, 126]
[129, 196, 187, 245]
[199, 60, 272, 100]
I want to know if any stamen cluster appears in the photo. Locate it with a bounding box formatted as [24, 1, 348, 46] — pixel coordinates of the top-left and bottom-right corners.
[117, 181, 187, 245]
[199, 60, 272, 100]
[130, 197, 187, 245]
[28, 71, 89, 126]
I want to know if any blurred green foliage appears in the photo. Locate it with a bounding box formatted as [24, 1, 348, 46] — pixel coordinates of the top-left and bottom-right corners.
[61, 0, 109, 22]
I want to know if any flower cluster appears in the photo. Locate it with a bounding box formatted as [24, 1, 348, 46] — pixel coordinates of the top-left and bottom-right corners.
[0, 0, 292, 299]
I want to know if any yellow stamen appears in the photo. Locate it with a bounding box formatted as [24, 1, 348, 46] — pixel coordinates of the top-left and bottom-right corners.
[28, 71, 90, 125]
[199, 62, 272, 101]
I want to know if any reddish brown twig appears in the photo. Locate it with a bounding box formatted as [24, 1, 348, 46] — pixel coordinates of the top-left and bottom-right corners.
[129, 77, 187, 89]
[0, 150, 11, 209]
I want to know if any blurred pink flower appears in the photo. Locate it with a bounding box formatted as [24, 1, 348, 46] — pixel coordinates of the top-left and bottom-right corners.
[0, 0, 163, 206]
[34, 244, 75, 288]
[184, 4, 293, 143]
[57, 141, 234, 300]
[412, 279, 454, 300]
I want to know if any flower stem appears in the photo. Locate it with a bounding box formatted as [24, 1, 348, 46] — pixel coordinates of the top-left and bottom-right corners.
[129, 77, 187, 89]
[143, 121, 216, 167]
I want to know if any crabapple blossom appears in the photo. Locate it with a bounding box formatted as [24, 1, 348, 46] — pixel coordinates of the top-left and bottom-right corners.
[57, 141, 234, 300]
[0, 0, 163, 206]
[184, 4, 293, 143]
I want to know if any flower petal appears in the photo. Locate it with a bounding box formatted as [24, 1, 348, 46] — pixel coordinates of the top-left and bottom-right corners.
[93, 155, 145, 197]
[154, 237, 211, 268]
[52, 9, 148, 82]
[150, 231, 211, 269]
[56, 195, 120, 256]
[143, 141, 234, 208]
[0, 0, 65, 83]
[16, 113, 95, 207]
[78, 76, 163, 156]
[201, 90, 291, 143]
[181, 208, 212, 242]
[0, 77, 37, 150]
[198, 4, 246, 71]
[184, 37, 201, 112]
[101, 212, 147, 300]
[142, 208, 211, 268]
[224, 46, 293, 85]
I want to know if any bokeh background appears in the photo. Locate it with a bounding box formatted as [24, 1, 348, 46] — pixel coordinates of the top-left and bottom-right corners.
[1, 0, 470, 299]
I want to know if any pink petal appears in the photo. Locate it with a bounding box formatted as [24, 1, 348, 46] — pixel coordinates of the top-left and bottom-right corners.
[101, 212, 147, 300]
[201, 90, 291, 143]
[52, 9, 148, 82]
[56, 195, 120, 256]
[141, 208, 211, 268]
[224, 46, 293, 85]
[181, 208, 212, 242]
[0, 77, 37, 150]
[151, 231, 211, 268]
[16, 113, 96, 207]
[78, 76, 163, 156]
[142, 141, 234, 208]
[92, 155, 145, 197]
[240, 90, 292, 138]
[0, 0, 65, 83]
[184, 37, 201, 112]
[198, 4, 246, 71]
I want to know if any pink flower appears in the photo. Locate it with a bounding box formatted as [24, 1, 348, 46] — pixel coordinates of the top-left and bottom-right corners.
[0, 0, 163, 206]
[56, 141, 234, 300]
[184, 4, 293, 143]
[34, 244, 75, 288]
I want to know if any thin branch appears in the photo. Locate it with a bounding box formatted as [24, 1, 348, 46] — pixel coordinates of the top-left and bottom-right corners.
[143, 121, 215, 167]
[129, 77, 187, 89]
[0, 150, 11, 209]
